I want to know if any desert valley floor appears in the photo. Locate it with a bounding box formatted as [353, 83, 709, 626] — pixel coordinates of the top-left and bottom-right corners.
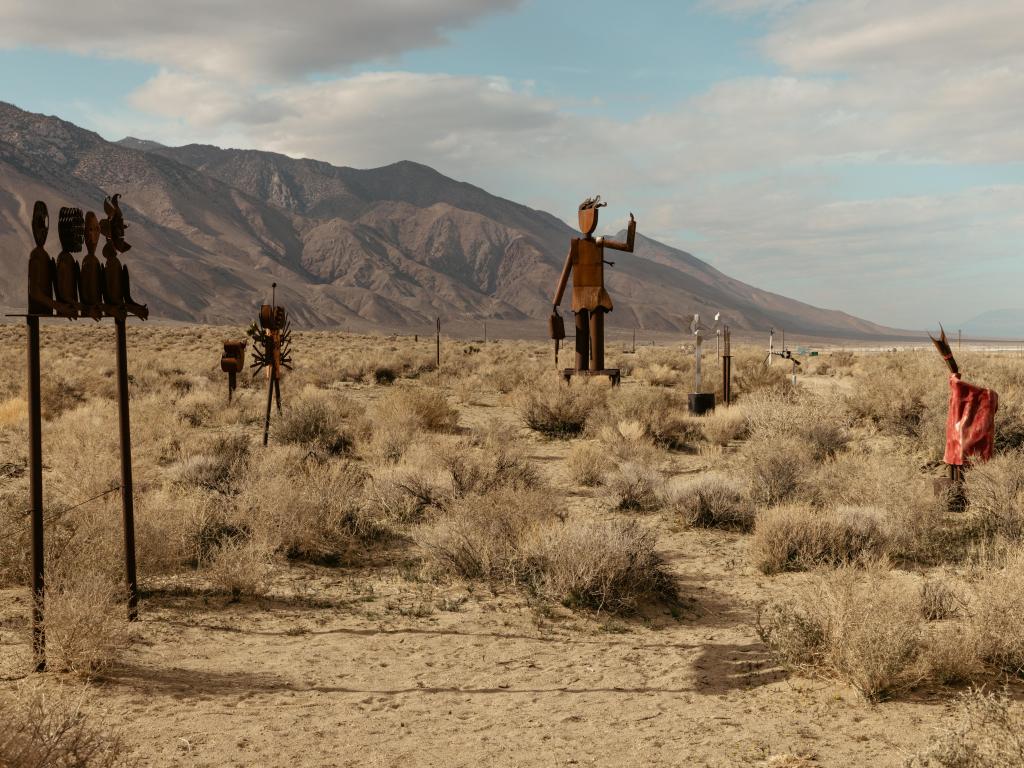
[0, 324, 1022, 767]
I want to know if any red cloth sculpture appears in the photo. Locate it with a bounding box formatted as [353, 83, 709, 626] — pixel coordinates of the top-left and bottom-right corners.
[943, 373, 997, 466]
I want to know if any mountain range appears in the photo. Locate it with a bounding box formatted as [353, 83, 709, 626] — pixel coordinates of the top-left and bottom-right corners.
[0, 101, 904, 338]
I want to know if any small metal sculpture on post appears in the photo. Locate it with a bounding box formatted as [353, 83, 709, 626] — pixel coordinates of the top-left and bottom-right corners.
[721, 325, 733, 406]
[767, 344, 801, 385]
[220, 340, 247, 403]
[248, 283, 293, 446]
[929, 325, 997, 493]
[552, 196, 635, 386]
[688, 313, 718, 414]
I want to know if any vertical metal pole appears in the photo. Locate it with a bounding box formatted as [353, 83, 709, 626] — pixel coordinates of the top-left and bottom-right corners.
[483, 321, 487, 344]
[435, 317, 440, 368]
[115, 318, 138, 621]
[274, 373, 282, 415]
[262, 369, 275, 447]
[228, 371, 236, 404]
[694, 335, 703, 391]
[27, 316, 45, 671]
[768, 328, 774, 364]
[632, 328, 635, 354]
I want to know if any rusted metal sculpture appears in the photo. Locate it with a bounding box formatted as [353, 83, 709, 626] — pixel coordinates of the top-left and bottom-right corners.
[28, 202, 75, 319]
[552, 196, 635, 385]
[221, 340, 247, 403]
[930, 326, 998, 488]
[100, 194, 148, 321]
[248, 283, 293, 446]
[15, 196, 148, 670]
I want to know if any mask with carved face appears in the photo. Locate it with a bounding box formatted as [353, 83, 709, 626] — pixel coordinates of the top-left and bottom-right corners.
[32, 201, 48, 248]
[58, 207, 85, 253]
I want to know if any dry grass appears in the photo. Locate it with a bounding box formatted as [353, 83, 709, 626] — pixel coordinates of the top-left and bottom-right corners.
[969, 550, 1024, 677]
[44, 568, 130, 675]
[607, 461, 665, 512]
[964, 453, 1024, 540]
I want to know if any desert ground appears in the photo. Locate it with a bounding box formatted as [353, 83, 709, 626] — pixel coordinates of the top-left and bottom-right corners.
[1, 322, 1022, 767]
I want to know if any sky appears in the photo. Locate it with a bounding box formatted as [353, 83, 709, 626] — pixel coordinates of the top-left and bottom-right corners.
[1, 0, 1022, 329]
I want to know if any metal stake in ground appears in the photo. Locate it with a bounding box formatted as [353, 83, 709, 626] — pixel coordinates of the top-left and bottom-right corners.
[721, 325, 732, 406]
[115, 317, 139, 621]
[436, 317, 441, 368]
[27, 313, 45, 669]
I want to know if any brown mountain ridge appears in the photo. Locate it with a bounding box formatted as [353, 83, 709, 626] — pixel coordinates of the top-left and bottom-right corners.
[1, 101, 902, 338]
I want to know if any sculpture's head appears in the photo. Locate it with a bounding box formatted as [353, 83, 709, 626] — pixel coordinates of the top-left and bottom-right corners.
[84, 211, 100, 254]
[58, 207, 85, 253]
[577, 195, 606, 236]
[32, 201, 49, 248]
[99, 194, 131, 253]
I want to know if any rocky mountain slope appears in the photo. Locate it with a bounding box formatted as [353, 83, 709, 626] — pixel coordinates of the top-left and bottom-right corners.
[1, 101, 903, 337]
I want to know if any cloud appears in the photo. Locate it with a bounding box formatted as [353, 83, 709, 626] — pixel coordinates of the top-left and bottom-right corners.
[0, 0, 521, 81]
[760, 0, 1024, 73]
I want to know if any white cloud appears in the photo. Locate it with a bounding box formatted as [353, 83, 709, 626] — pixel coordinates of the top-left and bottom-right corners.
[0, 0, 521, 81]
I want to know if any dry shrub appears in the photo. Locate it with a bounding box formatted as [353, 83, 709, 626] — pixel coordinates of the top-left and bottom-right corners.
[175, 390, 220, 427]
[415, 488, 553, 583]
[0, 683, 131, 768]
[518, 377, 604, 438]
[920, 623, 982, 686]
[750, 505, 891, 574]
[239, 450, 385, 565]
[386, 385, 459, 433]
[964, 453, 1024, 540]
[367, 442, 449, 523]
[275, 391, 355, 455]
[529, 518, 675, 613]
[701, 407, 749, 445]
[40, 375, 87, 420]
[906, 688, 1024, 767]
[170, 433, 250, 493]
[741, 436, 815, 507]
[969, 552, 1024, 676]
[608, 461, 664, 512]
[732, 357, 792, 397]
[206, 536, 274, 598]
[757, 568, 922, 700]
[597, 420, 661, 465]
[440, 439, 542, 498]
[45, 568, 130, 675]
[565, 441, 612, 486]
[596, 387, 703, 450]
[635, 363, 684, 388]
[667, 475, 755, 532]
[919, 572, 964, 620]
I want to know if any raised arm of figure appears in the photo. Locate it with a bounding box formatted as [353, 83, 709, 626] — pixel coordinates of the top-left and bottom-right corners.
[602, 213, 636, 253]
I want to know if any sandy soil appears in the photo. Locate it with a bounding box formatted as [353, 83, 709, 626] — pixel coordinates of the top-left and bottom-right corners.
[0, 376, 1015, 768]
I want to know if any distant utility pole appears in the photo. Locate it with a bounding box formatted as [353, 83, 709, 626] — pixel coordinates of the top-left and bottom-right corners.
[483, 320, 487, 343]
[958, 329, 962, 352]
[436, 317, 441, 367]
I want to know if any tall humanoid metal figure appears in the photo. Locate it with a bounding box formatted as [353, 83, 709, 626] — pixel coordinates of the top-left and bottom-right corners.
[28, 202, 75, 318]
[552, 196, 635, 372]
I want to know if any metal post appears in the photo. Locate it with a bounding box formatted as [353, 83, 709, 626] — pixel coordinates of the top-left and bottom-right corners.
[262, 368, 276, 447]
[483, 321, 487, 343]
[632, 328, 636, 354]
[768, 328, 774, 365]
[115, 318, 138, 621]
[722, 325, 732, 406]
[227, 371, 236, 404]
[27, 316, 45, 671]
[274, 374, 282, 415]
[435, 317, 440, 368]
[694, 334, 703, 391]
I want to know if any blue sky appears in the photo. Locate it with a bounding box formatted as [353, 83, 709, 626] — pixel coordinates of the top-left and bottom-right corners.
[2, 0, 1023, 330]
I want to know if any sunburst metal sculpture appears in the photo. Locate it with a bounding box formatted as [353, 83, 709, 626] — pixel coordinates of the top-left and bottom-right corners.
[248, 282, 293, 445]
